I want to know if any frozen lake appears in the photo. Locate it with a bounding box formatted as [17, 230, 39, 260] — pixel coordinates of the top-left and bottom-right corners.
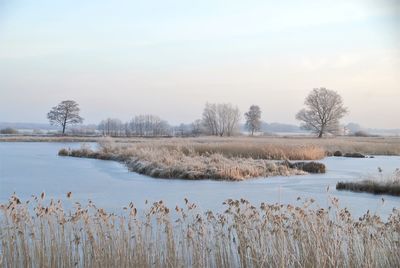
[0, 142, 399, 218]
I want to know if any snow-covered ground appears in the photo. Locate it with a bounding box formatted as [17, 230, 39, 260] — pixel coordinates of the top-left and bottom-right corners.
[0, 142, 399, 219]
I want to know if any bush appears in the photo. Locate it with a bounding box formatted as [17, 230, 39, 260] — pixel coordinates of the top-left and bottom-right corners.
[281, 161, 326, 173]
[0, 128, 18, 134]
[344, 152, 365, 158]
[58, 148, 70, 156]
[292, 162, 326, 173]
[333, 151, 343, 157]
[353, 130, 370, 137]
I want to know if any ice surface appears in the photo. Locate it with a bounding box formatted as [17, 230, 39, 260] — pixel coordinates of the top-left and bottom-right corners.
[0, 142, 399, 219]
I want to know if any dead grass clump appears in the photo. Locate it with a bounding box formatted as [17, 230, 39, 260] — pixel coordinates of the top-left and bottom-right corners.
[58, 148, 69, 156]
[333, 150, 343, 156]
[291, 161, 326, 173]
[344, 152, 366, 158]
[1, 194, 399, 267]
[337, 169, 400, 196]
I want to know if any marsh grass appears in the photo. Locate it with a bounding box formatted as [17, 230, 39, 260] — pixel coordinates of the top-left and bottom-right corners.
[337, 169, 400, 196]
[2, 135, 399, 156]
[1, 194, 399, 268]
[59, 139, 328, 180]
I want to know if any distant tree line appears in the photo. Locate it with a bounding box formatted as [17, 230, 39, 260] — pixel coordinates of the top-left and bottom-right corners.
[0, 128, 19, 134]
[98, 115, 171, 137]
[47, 87, 348, 138]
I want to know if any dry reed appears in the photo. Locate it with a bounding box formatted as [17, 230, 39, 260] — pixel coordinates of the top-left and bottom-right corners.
[59, 139, 328, 180]
[337, 169, 400, 196]
[2, 135, 399, 156]
[1, 194, 399, 268]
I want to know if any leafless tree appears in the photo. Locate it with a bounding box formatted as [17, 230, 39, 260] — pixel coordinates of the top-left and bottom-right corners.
[244, 105, 262, 136]
[98, 118, 124, 136]
[191, 119, 203, 136]
[202, 103, 241, 136]
[128, 115, 171, 136]
[223, 104, 241, 136]
[47, 100, 83, 134]
[202, 103, 218, 135]
[296, 87, 348, 138]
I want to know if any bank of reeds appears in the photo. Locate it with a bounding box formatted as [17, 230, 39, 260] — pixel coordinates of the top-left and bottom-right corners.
[59, 140, 326, 180]
[184, 136, 400, 156]
[1, 194, 399, 267]
[337, 169, 400, 196]
[3, 135, 399, 156]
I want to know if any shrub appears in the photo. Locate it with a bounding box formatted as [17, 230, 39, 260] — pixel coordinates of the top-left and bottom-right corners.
[58, 148, 70, 156]
[333, 150, 343, 157]
[344, 152, 365, 158]
[0, 128, 18, 134]
[290, 161, 326, 173]
[354, 130, 370, 137]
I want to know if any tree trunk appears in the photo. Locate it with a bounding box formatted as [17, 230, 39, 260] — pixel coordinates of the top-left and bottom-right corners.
[318, 129, 324, 138]
[62, 110, 68, 135]
[318, 124, 325, 138]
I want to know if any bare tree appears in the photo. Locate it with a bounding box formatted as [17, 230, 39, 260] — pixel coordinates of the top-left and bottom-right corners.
[244, 105, 262, 136]
[202, 103, 218, 135]
[296, 88, 348, 138]
[191, 119, 203, 136]
[128, 115, 171, 136]
[47, 100, 83, 134]
[202, 103, 241, 136]
[223, 104, 241, 136]
[98, 118, 124, 136]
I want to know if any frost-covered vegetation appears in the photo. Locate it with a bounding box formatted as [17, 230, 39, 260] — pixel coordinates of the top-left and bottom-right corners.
[337, 169, 400, 196]
[1, 135, 399, 156]
[59, 139, 326, 180]
[1, 194, 399, 268]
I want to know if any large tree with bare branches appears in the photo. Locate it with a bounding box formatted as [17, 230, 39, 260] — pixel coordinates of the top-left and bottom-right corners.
[47, 100, 84, 134]
[296, 88, 348, 138]
[202, 103, 241, 136]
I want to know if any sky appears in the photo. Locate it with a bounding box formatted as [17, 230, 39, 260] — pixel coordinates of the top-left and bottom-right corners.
[0, 0, 399, 128]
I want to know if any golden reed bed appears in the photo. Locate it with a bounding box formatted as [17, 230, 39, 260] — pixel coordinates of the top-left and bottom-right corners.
[1, 194, 399, 267]
[1, 135, 399, 156]
[59, 139, 327, 180]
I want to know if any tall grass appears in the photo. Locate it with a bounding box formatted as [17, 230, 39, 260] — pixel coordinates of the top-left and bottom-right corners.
[184, 136, 400, 156]
[185, 142, 325, 160]
[1, 194, 399, 267]
[59, 139, 327, 180]
[2, 135, 399, 156]
[337, 169, 400, 196]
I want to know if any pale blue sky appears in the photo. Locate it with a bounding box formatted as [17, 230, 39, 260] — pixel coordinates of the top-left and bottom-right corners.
[0, 0, 399, 127]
